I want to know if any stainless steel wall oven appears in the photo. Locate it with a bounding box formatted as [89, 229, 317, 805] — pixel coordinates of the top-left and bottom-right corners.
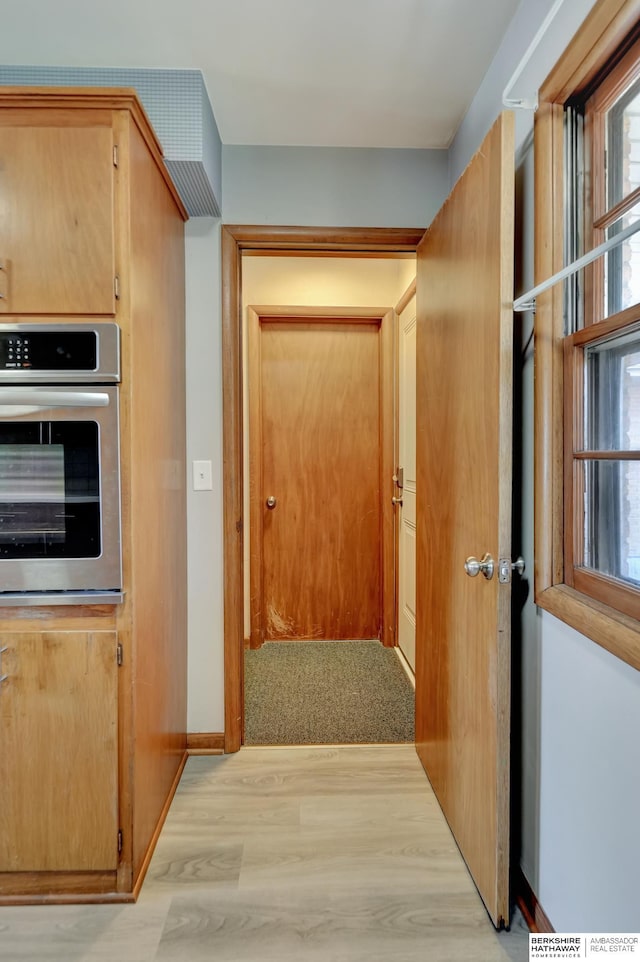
[0, 323, 122, 604]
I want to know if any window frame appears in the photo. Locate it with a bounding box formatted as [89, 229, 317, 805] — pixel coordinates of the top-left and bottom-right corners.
[534, 0, 640, 670]
[563, 314, 640, 620]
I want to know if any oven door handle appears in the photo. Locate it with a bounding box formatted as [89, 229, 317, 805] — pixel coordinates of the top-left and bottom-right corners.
[0, 390, 110, 414]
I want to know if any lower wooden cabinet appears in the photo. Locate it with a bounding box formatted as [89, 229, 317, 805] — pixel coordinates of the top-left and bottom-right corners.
[0, 631, 119, 873]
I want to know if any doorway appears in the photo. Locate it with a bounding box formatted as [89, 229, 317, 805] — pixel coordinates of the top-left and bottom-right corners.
[222, 230, 423, 751]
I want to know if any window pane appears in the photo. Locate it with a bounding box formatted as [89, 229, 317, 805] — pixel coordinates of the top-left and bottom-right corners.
[585, 329, 640, 449]
[606, 76, 640, 209]
[582, 458, 640, 584]
[604, 204, 640, 315]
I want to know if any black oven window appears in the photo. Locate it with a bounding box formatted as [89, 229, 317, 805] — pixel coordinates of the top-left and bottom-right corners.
[0, 421, 101, 558]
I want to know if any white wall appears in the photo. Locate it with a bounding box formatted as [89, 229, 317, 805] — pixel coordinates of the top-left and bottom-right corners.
[451, 0, 640, 932]
[242, 255, 415, 306]
[538, 614, 640, 930]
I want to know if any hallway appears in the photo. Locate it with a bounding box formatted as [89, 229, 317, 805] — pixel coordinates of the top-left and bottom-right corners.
[0, 745, 529, 961]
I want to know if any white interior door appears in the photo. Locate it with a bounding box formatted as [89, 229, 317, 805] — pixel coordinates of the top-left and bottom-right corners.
[397, 291, 417, 671]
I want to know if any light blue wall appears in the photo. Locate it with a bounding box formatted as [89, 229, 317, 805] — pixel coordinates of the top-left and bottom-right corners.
[450, 0, 640, 932]
[449, 0, 600, 185]
[222, 145, 448, 227]
[184, 218, 224, 732]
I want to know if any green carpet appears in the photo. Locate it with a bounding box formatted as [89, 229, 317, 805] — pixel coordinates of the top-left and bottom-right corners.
[244, 640, 415, 745]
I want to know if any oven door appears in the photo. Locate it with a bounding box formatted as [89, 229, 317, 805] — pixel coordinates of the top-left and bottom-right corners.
[0, 386, 121, 596]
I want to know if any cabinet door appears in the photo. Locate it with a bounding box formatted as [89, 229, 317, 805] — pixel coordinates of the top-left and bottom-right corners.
[0, 631, 119, 872]
[0, 117, 116, 315]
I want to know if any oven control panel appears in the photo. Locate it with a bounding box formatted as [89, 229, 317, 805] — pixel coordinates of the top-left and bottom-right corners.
[0, 324, 120, 383]
[4, 334, 31, 369]
[0, 330, 96, 371]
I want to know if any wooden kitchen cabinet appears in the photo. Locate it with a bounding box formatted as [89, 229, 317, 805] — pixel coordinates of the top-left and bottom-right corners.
[0, 631, 119, 874]
[0, 116, 116, 315]
[0, 88, 188, 904]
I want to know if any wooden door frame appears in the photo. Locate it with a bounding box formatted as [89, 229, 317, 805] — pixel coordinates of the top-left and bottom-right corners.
[221, 225, 425, 752]
[393, 278, 418, 662]
[248, 304, 395, 649]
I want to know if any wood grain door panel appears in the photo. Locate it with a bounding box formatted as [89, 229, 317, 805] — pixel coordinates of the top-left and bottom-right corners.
[251, 315, 384, 642]
[0, 121, 116, 315]
[415, 112, 514, 927]
[0, 631, 119, 872]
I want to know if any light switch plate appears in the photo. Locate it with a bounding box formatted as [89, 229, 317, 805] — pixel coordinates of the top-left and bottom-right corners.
[192, 459, 213, 491]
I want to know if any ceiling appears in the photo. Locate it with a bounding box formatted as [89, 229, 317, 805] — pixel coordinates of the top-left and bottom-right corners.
[1, 0, 520, 149]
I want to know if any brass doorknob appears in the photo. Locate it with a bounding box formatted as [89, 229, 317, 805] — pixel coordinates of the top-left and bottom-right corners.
[266, 496, 277, 509]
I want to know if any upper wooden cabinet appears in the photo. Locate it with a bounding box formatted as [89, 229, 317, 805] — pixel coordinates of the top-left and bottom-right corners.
[0, 111, 117, 315]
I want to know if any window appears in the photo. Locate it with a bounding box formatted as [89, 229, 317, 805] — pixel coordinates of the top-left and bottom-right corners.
[563, 39, 640, 622]
[587, 36, 640, 322]
[565, 324, 640, 620]
[535, 0, 640, 669]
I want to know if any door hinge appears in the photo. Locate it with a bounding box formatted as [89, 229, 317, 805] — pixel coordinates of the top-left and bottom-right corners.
[114, 275, 120, 300]
[117, 643, 123, 666]
[113, 144, 119, 168]
[117, 829, 123, 854]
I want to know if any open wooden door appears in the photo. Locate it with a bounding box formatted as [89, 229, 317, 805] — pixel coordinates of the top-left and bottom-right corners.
[415, 112, 515, 928]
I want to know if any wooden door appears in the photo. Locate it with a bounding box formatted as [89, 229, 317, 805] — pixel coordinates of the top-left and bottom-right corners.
[396, 289, 417, 671]
[415, 112, 515, 927]
[0, 631, 119, 872]
[249, 310, 394, 645]
[0, 116, 116, 315]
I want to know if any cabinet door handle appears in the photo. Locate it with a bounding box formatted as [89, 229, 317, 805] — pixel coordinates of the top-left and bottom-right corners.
[0, 645, 8, 685]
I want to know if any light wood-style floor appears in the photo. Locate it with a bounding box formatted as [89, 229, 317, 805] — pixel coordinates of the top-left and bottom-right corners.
[0, 745, 529, 961]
